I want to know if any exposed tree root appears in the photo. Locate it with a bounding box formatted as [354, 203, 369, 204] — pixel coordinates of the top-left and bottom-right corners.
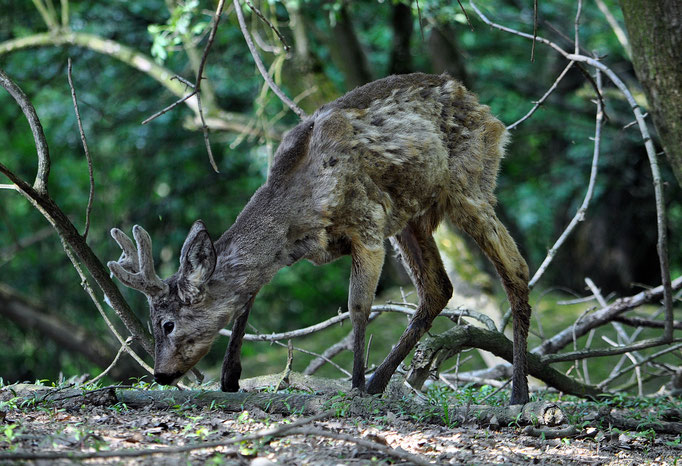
[407, 324, 603, 399]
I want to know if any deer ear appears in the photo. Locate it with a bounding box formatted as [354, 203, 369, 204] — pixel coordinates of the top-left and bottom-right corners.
[178, 220, 216, 303]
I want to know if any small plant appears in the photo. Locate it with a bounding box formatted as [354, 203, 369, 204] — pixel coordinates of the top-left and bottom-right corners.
[0, 396, 20, 412]
[665, 435, 681, 447]
[328, 392, 351, 417]
[237, 410, 253, 425]
[2, 424, 19, 446]
[109, 402, 129, 413]
[426, 385, 457, 428]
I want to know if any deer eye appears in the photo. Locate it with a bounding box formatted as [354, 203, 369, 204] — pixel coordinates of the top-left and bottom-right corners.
[162, 321, 175, 335]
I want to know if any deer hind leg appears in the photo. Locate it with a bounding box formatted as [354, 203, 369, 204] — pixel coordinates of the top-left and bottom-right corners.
[366, 224, 453, 395]
[348, 243, 385, 390]
[220, 297, 254, 392]
[452, 204, 531, 404]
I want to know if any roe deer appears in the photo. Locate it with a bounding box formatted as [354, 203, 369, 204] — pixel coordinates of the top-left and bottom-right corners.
[109, 73, 532, 404]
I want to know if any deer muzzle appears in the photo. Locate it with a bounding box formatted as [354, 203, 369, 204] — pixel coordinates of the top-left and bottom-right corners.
[154, 371, 184, 386]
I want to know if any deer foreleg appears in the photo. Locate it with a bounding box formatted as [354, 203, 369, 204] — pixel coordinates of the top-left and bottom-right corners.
[348, 244, 385, 390]
[220, 297, 255, 392]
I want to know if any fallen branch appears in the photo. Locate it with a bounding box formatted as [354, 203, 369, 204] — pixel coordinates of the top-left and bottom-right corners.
[219, 304, 494, 342]
[535, 276, 682, 357]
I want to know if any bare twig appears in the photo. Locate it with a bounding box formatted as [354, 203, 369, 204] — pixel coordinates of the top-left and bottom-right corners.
[506, 60, 575, 131]
[470, 1, 673, 331]
[233, 0, 307, 119]
[542, 336, 682, 364]
[81, 337, 134, 386]
[535, 276, 682, 357]
[613, 315, 682, 330]
[59, 238, 154, 376]
[221, 309, 351, 341]
[594, 0, 630, 58]
[141, 90, 198, 125]
[220, 304, 495, 342]
[273, 336, 351, 377]
[194, 0, 227, 172]
[303, 311, 380, 376]
[195, 0, 225, 98]
[528, 69, 603, 288]
[67, 58, 94, 240]
[602, 335, 643, 396]
[531, 0, 538, 61]
[244, 0, 289, 51]
[274, 340, 294, 391]
[574, 0, 582, 55]
[598, 342, 682, 389]
[0, 410, 334, 461]
[456, 0, 474, 31]
[170, 74, 195, 89]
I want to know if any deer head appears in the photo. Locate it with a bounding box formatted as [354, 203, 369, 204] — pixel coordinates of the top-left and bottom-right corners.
[108, 220, 224, 385]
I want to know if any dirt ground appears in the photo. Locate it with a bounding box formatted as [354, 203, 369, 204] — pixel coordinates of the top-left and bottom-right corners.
[1, 392, 681, 465]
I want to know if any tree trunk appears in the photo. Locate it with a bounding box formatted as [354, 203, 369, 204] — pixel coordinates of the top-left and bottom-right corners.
[330, 5, 373, 89]
[620, 0, 682, 186]
[427, 24, 470, 88]
[389, 2, 413, 75]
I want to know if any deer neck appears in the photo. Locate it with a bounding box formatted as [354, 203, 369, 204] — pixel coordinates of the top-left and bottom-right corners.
[209, 186, 295, 311]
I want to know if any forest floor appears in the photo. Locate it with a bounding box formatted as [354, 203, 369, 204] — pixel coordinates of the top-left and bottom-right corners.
[1, 377, 681, 465]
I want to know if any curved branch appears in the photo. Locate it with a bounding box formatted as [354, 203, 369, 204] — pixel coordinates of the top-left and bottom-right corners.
[0, 68, 50, 195]
[408, 324, 603, 399]
[0, 32, 272, 136]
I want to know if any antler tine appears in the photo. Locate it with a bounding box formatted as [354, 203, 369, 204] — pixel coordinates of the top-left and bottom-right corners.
[110, 228, 140, 273]
[108, 226, 168, 297]
[132, 225, 167, 295]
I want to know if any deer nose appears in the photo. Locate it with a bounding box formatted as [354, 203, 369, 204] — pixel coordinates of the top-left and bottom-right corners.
[154, 372, 182, 385]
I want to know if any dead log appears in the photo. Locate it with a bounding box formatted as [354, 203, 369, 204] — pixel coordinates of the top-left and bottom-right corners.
[2, 381, 565, 428]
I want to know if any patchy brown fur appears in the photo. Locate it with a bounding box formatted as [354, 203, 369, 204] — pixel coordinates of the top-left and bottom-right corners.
[109, 73, 531, 404]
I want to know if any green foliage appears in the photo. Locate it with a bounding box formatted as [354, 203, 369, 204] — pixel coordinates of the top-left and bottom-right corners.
[148, 0, 209, 63]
